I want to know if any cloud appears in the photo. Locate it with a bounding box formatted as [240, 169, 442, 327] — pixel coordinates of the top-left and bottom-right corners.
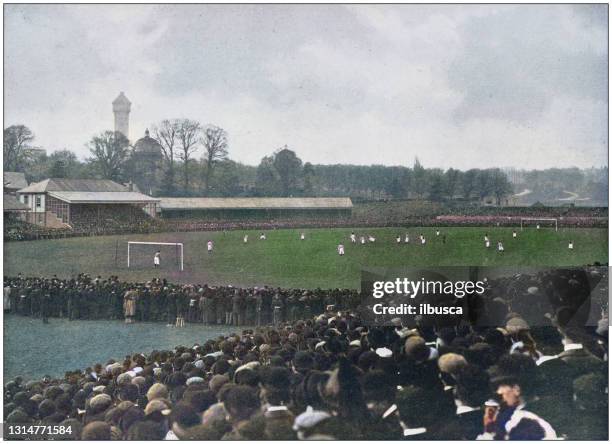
[3, 4, 608, 169]
[448, 5, 607, 124]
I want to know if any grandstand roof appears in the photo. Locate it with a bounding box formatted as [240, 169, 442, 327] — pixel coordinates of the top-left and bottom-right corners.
[4, 172, 28, 190]
[3, 194, 29, 211]
[47, 191, 160, 204]
[18, 178, 129, 193]
[159, 197, 353, 210]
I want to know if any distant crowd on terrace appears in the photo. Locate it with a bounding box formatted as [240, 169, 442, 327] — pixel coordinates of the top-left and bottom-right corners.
[4, 204, 608, 242]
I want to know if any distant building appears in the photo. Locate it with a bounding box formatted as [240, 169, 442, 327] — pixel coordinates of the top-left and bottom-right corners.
[3, 193, 29, 222]
[131, 129, 164, 196]
[17, 178, 159, 229]
[112, 92, 131, 140]
[3, 172, 28, 195]
[112, 93, 164, 194]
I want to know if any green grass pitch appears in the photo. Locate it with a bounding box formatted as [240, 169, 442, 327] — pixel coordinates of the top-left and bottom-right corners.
[4, 227, 607, 289]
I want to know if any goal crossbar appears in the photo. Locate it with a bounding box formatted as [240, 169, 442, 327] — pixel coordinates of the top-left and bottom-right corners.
[127, 241, 184, 271]
[520, 218, 558, 232]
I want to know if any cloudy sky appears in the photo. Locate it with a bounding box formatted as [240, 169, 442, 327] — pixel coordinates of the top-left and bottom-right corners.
[4, 4, 608, 169]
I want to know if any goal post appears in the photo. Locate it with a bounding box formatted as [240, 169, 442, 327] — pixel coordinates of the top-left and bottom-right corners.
[520, 218, 558, 232]
[127, 241, 184, 271]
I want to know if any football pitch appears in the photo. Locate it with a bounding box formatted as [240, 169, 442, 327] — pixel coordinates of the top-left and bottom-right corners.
[4, 226, 607, 289]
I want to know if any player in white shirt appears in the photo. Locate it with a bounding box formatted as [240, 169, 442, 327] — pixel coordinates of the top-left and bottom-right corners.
[360, 236, 366, 245]
[350, 232, 356, 243]
[260, 232, 266, 240]
[368, 235, 376, 243]
[404, 234, 410, 243]
[484, 233, 489, 243]
[485, 239, 491, 248]
[436, 230, 440, 236]
[337, 244, 345, 256]
[512, 230, 517, 238]
[243, 234, 248, 243]
[497, 241, 504, 252]
[153, 251, 161, 268]
[420, 234, 426, 245]
[568, 240, 574, 250]
[536, 224, 540, 230]
[300, 233, 305, 240]
[207, 240, 213, 253]
[396, 235, 401, 244]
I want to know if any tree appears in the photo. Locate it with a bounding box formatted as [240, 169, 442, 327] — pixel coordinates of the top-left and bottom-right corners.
[152, 120, 179, 195]
[4, 125, 34, 171]
[302, 162, 316, 196]
[255, 155, 281, 196]
[444, 168, 461, 200]
[213, 160, 242, 196]
[475, 170, 495, 202]
[428, 169, 445, 202]
[462, 169, 478, 200]
[412, 157, 427, 198]
[176, 119, 201, 193]
[491, 169, 513, 205]
[273, 147, 303, 197]
[48, 150, 78, 178]
[201, 125, 229, 195]
[87, 131, 130, 181]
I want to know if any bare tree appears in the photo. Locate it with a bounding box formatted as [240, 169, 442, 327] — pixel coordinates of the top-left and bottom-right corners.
[4, 125, 34, 171]
[175, 119, 201, 193]
[201, 125, 229, 195]
[152, 119, 179, 194]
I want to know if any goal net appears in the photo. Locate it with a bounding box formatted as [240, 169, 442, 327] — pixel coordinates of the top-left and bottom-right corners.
[520, 218, 558, 232]
[126, 242, 184, 271]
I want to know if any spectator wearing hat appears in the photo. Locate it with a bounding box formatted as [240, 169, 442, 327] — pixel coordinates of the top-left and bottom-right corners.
[395, 385, 457, 439]
[127, 420, 166, 440]
[221, 386, 262, 440]
[164, 401, 200, 440]
[84, 393, 112, 424]
[360, 370, 403, 439]
[146, 382, 168, 401]
[81, 421, 111, 440]
[567, 373, 608, 440]
[452, 364, 490, 439]
[250, 366, 296, 439]
[556, 326, 606, 378]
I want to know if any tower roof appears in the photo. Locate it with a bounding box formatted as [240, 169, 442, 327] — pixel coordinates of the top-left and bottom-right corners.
[112, 92, 131, 107]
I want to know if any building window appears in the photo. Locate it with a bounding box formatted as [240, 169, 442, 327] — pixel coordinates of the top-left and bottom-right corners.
[35, 196, 42, 208]
[23, 195, 29, 205]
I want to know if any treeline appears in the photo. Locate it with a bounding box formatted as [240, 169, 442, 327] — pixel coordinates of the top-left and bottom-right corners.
[3, 124, 606, 205]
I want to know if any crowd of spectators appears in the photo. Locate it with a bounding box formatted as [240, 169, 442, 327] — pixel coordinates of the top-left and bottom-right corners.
[3, 268, 608, 440]
[4, 207, 608, 242]
[3, 275, 358, 326]
[434, 215, 608, 228]
[69, 205, 159, 236]
[3, 220, 72, 242]
[442, 205, 608, 218]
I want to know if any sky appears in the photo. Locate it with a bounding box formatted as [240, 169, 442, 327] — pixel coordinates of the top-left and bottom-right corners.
[4, 4, 608, 169]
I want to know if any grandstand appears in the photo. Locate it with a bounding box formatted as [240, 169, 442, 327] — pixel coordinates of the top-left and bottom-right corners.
[16, 178, 159, 229]
[158, 197, 353, 220]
